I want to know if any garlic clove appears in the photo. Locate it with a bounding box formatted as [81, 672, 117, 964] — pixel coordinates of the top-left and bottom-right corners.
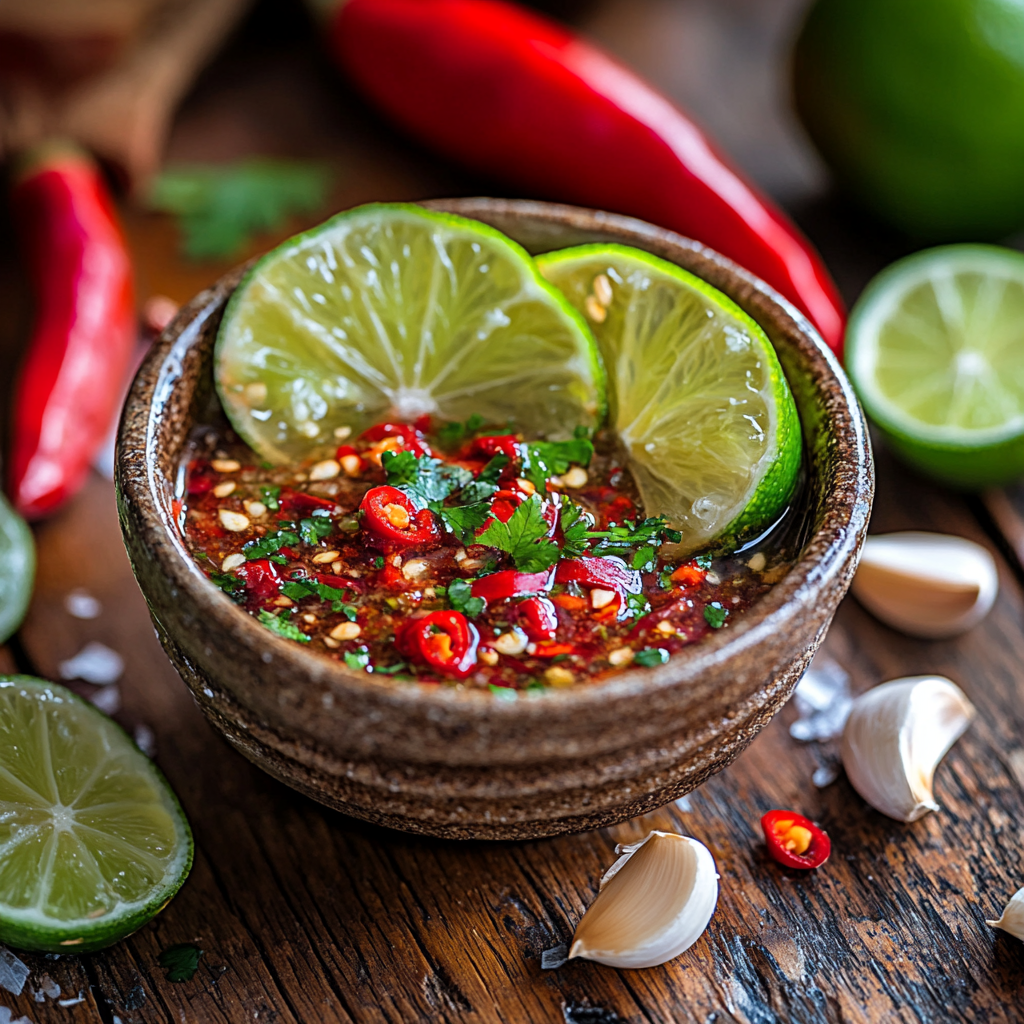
[851, 531, 998, 639]
[987, 886, 1024, 940]
[569, 831, 718, 969]
[840, 676, 976, 822]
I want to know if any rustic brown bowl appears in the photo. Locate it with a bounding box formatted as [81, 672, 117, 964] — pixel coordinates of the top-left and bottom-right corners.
[116, 198, 873, 840]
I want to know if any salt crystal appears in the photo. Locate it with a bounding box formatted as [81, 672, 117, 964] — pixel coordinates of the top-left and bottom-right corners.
[790, 653, 853, 742]
[64, 589, 101, 620]
[89, 686, 122, 716]
[59, 642, 124, 685]
[0, 948, 29, 997]
[540, 943, 568, 969]
[134, 724, 156, 757]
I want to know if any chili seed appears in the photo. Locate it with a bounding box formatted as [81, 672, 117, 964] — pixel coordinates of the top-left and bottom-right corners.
[493, 629, 528, 655]
[584, 294, 607, 322]
[309, 458, 341, 481]
[340, 454, 363, 477]
[211, 459, 241, 473]
[655, 619, 676, 634]
[221, 553, 245, 572]
[384, 503, 411, 529]
[302, 613, 317, 624]
[590, 588, 616, 610]
[544, 665, 575, 687]
[563, 466, 589, 488]
[212, 481, 236, 498]
[608, 647, 635, 667]
[323, 637, 340, 649]
[479, 649, 499, 667]
[331, 561, 345, 574]
[515, 477, 536, 496]
[218, 509, 250, 532]
[243, 500, 267, 517]
[330, 622, 361, 641]
[312, 550, 340, 564]
[593, 273, 613, 307]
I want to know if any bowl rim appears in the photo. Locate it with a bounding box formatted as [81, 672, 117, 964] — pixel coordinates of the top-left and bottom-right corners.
[117, 197, 872, 720]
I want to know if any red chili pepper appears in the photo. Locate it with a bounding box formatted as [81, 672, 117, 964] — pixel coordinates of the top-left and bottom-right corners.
[761, 810, 831, 870]
[471, 568, 553, 604]
[360, 421, 429, 456]
[487, 498, 519, 525]
[469, 434, 520, 463]
[519, 595, 558, 641]
[602, 495, 637, 527]
[278, 488, 338, 517]
[531, 641, 575, 659]
[8, 143, 136, 518]
[326, 0, 845, 353]
[555, 556, 642, 595]
[396, 610, 479, 677]
[360, 485, 439, 548]
[670, 561, 707, 587]
[235, 559, 281, 608]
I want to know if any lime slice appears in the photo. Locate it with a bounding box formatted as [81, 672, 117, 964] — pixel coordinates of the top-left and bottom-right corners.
[847, 244, 1024, 488]
[0, 677, 192, 953]
[0, 494, 34, 644]
[216, 203, 605, 461]
[537, 244, 801, 552]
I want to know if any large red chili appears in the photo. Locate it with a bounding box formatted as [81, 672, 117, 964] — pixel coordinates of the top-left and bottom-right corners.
[360, 485, 439, 548]
[555, 556, 642, 595]
[397, 610, 479, 677]
[761, 810, 831, 869]
[471, 568, 553, 604]
[326, 0, 845, 353]
[235, 559, 281, 608]
[469, 434, 520, 463]
[519, 596, 558, 641]
[360, 421, 429, 456]
[8, 142, 136, 518]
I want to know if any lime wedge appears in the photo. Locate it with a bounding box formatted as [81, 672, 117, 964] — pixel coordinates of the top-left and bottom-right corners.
[847, 245, 1024, 488]
[0, 494, 34, 644]
[216, 203, 605, 461]
[537, 244, 801, 552]
[0, 677, 192, 953]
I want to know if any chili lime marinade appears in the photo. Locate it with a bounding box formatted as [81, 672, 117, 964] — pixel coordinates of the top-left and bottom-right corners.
[179, 418, 798, 691]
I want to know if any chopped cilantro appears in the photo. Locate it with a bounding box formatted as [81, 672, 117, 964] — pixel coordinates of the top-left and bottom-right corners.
[298, 515, 333, 546]
[488, 684, 518, 700]
[446, 578, 485, 618]
[280, 576, 358, 617]
[243, 525, 299, 560]
[477, 495, 560, 573]
[209, 571, 245, 601]
[522, 438, 594, 491]
[631, 544, 657, 571]
[430, 500, 491, 543]
[586, 517, 678, 559]
[574, 425, 592, 440]
[625, 592, 651, 618]
[382, 449, 473, 507]
[437, 413, 485, 446]
[257, 609, 310, 643]
[460, 453, 511, 503]
[158, 943, 203, 982]
[380, 448, 418, 487]
[375, 662, 409, 675]
[634, 647, 669, 667]
[344, 648, 371, 671]
[704, 602, 729, 629]
[560, 502, 592, 559]
[374, 555, 385, 569]
[695, 553, 713, 570]
[260, 485, 281, 511]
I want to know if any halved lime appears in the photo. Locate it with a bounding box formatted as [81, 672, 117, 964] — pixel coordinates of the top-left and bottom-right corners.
[847, 245, 1024, 488]
[216, 203, 606, 461]
[0, 677, 192, 953]
[537, 244, 801, 552]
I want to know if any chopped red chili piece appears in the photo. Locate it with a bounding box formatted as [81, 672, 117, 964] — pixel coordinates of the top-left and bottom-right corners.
[670, 561, 707, 587]
[469, 434, 520, 462]
[519, 595, 558, 641]
[397, 610, 480, 677]
[487, 498, 519, 525]
[555, 556, 642, 595]
[471, 569, 553, 604]
[761, 809, 831, 870]
[531, 641, 575, 658]
[235, 558, 281, 608]
[551, 593, 588, 612]
[360, 421, 430, 456]
[360, 486, 439, 549]
[278, 488, 337, 516]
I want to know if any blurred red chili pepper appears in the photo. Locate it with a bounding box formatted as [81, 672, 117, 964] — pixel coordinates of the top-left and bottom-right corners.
[469, 435, 520, 463]
[519, 595, 558, 640]
[471, 568, 553, 604]
[555, 555, 642, 595]
[235, 559, 281, 608]
[761, 810, 831, 869]
[326, 0, 846, 353]
[278, 488, 338, 516]
[360, 485, 439, 548]
[360, 421, 429, 456]
[8, 142, 136, 518]
[397, 610, 479, 676]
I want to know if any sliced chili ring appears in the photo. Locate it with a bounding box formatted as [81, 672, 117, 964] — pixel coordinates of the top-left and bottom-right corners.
[397, 610, 480, 677]
[519, 595, 558, 641]
[360, 485, 439, 549]
[761, 809, 831, 869]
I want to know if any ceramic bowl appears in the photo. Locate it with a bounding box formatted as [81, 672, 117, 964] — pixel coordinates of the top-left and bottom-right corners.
[116, 198, 873, 840]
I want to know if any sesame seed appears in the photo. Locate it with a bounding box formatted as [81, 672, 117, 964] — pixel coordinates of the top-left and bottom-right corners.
[402, 558, 429, 579]
[243, 500, 267, 517]
[562, 466, 588, 488]
[309, 459, 341, 481]
[211, 459, 241, 473]
[479, 649, 499, 666]
[331, 560, 344, 574]
[302, 613, 317, 624]
[608, 647, 635, 667]
[212, 481, 236, 498]
[218, 509, 250, 532]
[312, 550, 340, 564]
[584, 294, 607, 322]
[655, 620, 676, 634]
[493, 629, 529, 655]
[590, 588, 617, 610]
[221, 553, 245, 572]
[274, 596, 294, 608]
[323, 637, 340, 649]
[593, 273, 613, 307]
[747, 552, 766, 572]
[330, 621, 361, 640]
[515, 477, 536, 496]
[544, 665, 575, 687]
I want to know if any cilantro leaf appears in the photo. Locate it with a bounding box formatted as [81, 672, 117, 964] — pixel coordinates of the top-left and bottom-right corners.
[437, 413, 485, 447]
[374, 555, 385, 569]
[260, 485, 281, 511]
[586, 517, 678, 561]
[704, 602, 729, 629]
[209, 571, 245, 602]
[344, 648, 371, 671]
[430, 500, 492, 543]
[477, 495, 560, 573]
[298, 515, 333, 546]
[460, 453, 510, 503]
[281, 576, 356, 618]
[560, 502, 592, 559]
[634, 647, 669, 667]
[382, 450, 473, 508]
[375, 662, 409, 675]
[243, 525, 299, 561]
[258, 609, 310, 643]
[159, 943, 203, 982]
[446, 578, 485, 618]
[625, 592, 651, 618]
[522, 438, 594, 490]
[695, 553, 713, 570]
[381, 449, 419, 487]
[149, 158, 331, 261]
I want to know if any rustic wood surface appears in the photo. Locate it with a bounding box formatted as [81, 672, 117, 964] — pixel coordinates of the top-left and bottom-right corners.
[2, 1, 1023, 1021]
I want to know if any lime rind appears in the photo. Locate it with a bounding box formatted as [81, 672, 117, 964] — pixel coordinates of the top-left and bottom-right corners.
[847, 244, 1024, 449]
[216, 203, 606, 462]
[537, 243, 802, 552]
[0, 676, 193, 953]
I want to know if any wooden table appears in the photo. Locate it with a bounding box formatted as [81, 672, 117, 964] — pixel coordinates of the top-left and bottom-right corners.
[3, 2, 1024, 1021]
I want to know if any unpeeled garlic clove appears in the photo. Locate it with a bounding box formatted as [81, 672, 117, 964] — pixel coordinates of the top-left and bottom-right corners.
[569, 831, 718, 969]
[851, 531, 998, 639]
[840, 676, 976, 822]
[987, 886, 1024, 940]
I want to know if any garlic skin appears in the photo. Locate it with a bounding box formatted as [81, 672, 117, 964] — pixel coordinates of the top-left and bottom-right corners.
[840, 676, 976, 822]
[569, 831, 718, 969]
[987, 887, 1024, 941]
[851, 531, 998, 639]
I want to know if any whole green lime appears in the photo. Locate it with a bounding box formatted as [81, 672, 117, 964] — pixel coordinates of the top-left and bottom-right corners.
[793, 0, 1024, 240]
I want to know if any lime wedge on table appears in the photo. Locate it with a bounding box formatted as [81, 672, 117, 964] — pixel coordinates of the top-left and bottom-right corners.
[847, 245, 1024, 488]
[216, 203, 605, 462]
[537, 244, 801, 553]
[0, 677, 192, 952]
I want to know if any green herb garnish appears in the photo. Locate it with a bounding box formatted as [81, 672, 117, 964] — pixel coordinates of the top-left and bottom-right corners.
[695, 553, 713, 571]
[634, 647, 669, 667]
[446, 577, 485, 618]
[382, 449, 473, 507]
[158, 943, 204, 982]
[260, 485, 281, 511]
[430, 500, 492, 543]
[522, 438, 594, 491]
[209, 571, 245, 601]
[279, 576, 357, 617]
[560, 502, 592, 559]
[704, 602, 729, 629]
[460, 453, 511, 503]
[374, 662, 409, 675]
[437, 413, 486, 446]
[476, 494, 560, 573]
[257, 608, 310, 643]
[242, 525, 299, 561]
[374, 555, 385, 569]
[625, 592, 651, 618]
[344, 648, 371, 671]
[298, 513, 333, 546]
